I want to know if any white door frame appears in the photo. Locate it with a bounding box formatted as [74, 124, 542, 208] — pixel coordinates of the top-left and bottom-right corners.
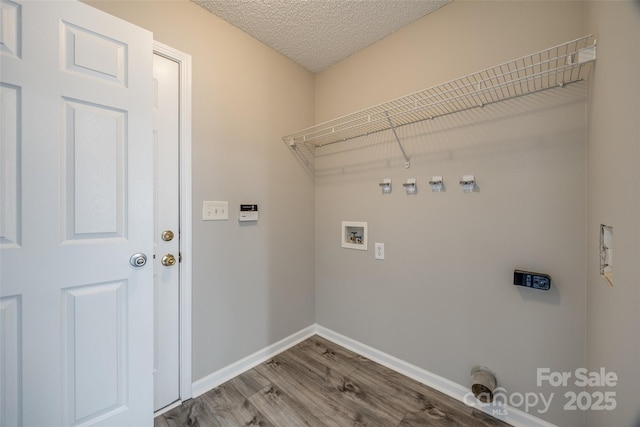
[153, 41, 193, 405]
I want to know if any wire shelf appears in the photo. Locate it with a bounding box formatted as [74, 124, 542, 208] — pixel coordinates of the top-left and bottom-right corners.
[283, 35, 596, 168]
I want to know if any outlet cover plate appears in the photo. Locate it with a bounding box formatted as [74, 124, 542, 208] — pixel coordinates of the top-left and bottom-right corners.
[203, 201, 228, 220]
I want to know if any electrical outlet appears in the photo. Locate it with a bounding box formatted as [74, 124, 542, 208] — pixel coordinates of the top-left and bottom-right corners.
[375, 242, 385, 260]
[203, 201, 228, 220]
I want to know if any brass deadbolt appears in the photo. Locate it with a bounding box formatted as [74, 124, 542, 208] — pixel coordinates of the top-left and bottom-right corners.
[161, 230, 174, 241]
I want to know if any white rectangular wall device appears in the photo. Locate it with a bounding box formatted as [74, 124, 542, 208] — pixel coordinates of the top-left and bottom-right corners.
[239, 204, 258, 222]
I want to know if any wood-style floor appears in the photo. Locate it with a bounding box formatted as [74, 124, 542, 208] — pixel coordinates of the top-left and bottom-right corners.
[155, 335, 510, 426]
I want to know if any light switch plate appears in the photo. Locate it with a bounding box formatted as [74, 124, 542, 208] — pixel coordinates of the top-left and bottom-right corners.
[203, 201, 228, 220]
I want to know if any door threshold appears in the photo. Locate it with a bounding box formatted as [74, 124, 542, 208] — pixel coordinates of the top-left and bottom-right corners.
[154, 399, 183, 417]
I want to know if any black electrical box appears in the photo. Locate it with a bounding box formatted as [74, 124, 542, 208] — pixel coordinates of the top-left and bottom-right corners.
[514, 270, 551, 291]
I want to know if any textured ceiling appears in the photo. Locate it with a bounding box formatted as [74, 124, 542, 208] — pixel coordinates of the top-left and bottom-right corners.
[192, 0, 451, 73]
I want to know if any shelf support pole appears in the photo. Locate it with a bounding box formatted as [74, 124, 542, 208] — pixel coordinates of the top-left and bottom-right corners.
[384, 111, 410, 169]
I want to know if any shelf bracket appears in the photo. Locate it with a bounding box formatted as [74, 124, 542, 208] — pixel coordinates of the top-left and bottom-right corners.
[384, 111, 410, 169]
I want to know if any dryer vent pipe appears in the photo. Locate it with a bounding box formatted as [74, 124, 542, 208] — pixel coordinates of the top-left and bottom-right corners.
[470, 366, 497, 403]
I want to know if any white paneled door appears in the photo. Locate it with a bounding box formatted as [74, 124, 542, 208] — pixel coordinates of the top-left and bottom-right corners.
[152, 52, 181, 412]
[0, 1, 154, 426]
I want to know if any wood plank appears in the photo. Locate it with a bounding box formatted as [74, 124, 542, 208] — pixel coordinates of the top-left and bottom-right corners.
[199, 381, 274, 427]
[256, 356, 397, 426]
[248, 384, 329, 426]
[226, 368, 271, 400]
[155, 336, 511, 427]
[302, 336, 507, 427]
[399, 409, 463, 426]
[159, 398, 221, 427]
[298, 335, 380, 374]
[299, 343, 476, 417]
[277, 350, 406, 425]
[254, 357, 356, 426]
[153, 414, 171, 427]
[301, 337, 497, 423]
[470, 408, 512, 426]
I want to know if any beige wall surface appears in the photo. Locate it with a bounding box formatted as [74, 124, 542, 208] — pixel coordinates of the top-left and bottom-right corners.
[586, 2, 640, 426]
[80, 1, 640, 425]
[86, 0, 316, 382]
[314, 2, 587, 426]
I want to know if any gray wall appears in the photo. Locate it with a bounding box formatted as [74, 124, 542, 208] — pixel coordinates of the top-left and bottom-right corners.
[314, 2, 587, 426]
[85, 1, 640, 425]
[86, 0, 316, 382]
[586, 3, 640, 426]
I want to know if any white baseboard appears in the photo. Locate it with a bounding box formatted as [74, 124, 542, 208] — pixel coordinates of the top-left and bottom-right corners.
[315, 325, 556, 427]
[191, 324, 317, 398]
[190, 323, 554, 427]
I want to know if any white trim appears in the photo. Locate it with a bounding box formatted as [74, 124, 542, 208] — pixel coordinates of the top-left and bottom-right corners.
[152, 41, 193, 403]
[191, 325, 317, 398]
[315, 325, 556, 427]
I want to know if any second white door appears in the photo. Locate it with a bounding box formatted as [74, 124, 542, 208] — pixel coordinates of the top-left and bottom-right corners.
[152, 52, 181, 411]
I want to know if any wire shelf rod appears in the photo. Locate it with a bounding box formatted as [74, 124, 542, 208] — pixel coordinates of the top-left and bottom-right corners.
[384, 111, 411, 168]
[308, 64, 589, 147]
[331, 37, 582, 118]
[312, 77, 588, 150]
[293, 57, 591, 146]
[283, 35, 595, 157]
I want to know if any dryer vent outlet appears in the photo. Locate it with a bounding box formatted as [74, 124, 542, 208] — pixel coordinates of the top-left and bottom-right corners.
[471, 366, 497, 403]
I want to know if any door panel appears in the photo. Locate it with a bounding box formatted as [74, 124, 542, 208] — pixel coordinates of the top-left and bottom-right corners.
[62, 281, 127, 425]
[0, 1, 153, 425]
[0, 0, 21, 59]
[62, 97, 126, 239]
[0, 82, 20, 248]
[61, 21, 127, 86]
[0, 295, 21, 427]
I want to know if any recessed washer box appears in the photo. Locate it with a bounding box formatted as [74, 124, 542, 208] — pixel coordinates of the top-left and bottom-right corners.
[342, 221, 367, 250]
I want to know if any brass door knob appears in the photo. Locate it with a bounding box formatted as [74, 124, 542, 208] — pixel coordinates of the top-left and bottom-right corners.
[161, 254, 176, 267]
[161, 230, 174, 241]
